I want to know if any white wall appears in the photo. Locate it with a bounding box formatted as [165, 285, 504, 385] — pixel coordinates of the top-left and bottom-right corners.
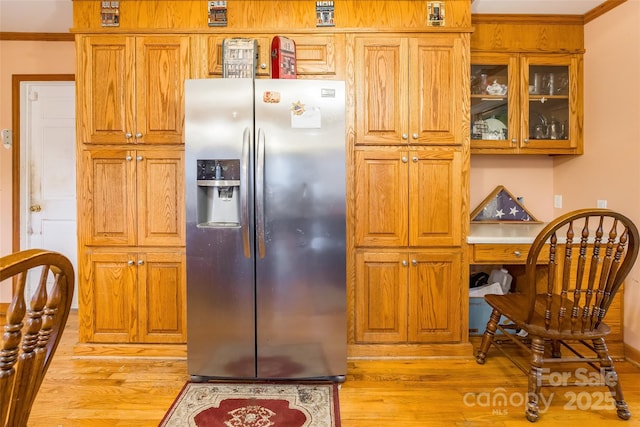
[555, 0, 640, 353]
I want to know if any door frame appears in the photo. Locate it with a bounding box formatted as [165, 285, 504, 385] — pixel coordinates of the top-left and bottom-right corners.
[11, 74, 75, 252]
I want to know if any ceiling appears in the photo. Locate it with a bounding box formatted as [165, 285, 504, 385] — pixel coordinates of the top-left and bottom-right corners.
[0, 0, 611, 33]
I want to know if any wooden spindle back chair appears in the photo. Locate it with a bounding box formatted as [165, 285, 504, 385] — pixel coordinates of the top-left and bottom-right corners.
[0, 249, 74, 427]
[475, 209, 639, 422]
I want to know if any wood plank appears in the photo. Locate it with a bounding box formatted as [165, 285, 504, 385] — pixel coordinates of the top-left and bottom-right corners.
[28, 311, 640, 426]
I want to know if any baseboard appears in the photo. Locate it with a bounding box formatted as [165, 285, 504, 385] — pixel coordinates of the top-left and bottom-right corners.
[73, 342, 187, 359]
[347, 342, 475, 359]
[624, 343, 640, 367]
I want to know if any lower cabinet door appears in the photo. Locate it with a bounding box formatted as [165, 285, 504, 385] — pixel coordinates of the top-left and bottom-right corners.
[354, 249, 462, 344]
[80, 249, 186, 343]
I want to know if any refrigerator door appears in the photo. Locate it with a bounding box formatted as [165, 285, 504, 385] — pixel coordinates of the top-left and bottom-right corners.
[185, 78, 257, 379]
[254, 80, 346, 379]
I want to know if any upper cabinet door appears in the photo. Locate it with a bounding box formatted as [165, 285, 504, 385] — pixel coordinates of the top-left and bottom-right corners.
[135, 36, 190, 144]
[78, 35, 135, 144]
[519, 54, 582, 154]
[78, 35, 189, 145]
[409, 36, 463, 145]
[354, 37, 409, 145]
[470, 53, 518, 150]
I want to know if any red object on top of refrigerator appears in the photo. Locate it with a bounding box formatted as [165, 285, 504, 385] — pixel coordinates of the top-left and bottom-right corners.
[271, 36, 296, 79]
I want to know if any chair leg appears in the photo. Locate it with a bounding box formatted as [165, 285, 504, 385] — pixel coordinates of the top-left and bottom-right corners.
[476, 308, 501, 364]
[551, 340, 561, 358]
[593, 337, 631, 420]
[526, 336, 545, 422]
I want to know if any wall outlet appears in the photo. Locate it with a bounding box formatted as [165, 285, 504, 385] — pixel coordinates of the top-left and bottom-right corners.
[597, 199, 607, 208]
[554, 195, 563, 208]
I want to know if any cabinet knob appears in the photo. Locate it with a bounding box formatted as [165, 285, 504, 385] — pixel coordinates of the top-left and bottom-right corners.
[523, 138, 529, 143]
[127, 260, 135, 266]
[135, 132, 143, 139]
[412, 156, 418, 163]
[125, 155, 133, 161]
[411, 259, 418, 266]
[412, 133, 418, 140]
[260, 63, 267, 69]
[136, 155, 143, 161]
[402, 260, 408, 267]
[30, 204, 42, 212]
[137, 259, 144, 266]
[402, 133, 408, 140]
[511, 138, 518, 143]
[514, 250, 522, 257]
[125, 132, 133, 139]
[402, 156, 408, 163]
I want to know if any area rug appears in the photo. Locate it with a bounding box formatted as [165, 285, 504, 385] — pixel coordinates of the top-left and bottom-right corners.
[159, 382, 341, 427]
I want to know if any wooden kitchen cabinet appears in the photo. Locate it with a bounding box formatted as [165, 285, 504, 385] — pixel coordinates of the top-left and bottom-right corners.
[354, 146, 463, 247]
[77, 34, 189, 144]
[353, 34, 464, 145]
[355, 250, 462, 343]
[200, 34, 341, 78]
[80, 250, 186, 343]
[470, 52, 583, 154]
[79, 148, 185, 247]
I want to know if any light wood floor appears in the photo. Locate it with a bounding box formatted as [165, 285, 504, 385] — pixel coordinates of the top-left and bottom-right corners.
[28, 311, 640, 426]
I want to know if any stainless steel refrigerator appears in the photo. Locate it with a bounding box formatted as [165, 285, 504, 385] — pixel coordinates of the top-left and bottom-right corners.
[185, 78, 346, 382]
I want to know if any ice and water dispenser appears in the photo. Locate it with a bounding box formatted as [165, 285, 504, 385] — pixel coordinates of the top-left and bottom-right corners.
[196, 159, 241, 227]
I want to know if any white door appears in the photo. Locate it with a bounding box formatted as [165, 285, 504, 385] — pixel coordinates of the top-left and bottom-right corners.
[20, 82, 78, 308]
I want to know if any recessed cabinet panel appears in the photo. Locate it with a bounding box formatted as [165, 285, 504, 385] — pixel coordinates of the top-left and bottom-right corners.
[410, 148, 462, 247]
[82, 252, 137, 343]
[354, 149, 409, 246]
[81, 150, 137, 246]
[355, 252, 408, 343]
[80, 36, 134, 144]
[136, 36, 189, 143]
[408, 251, 461, 342]
[138, 252, 186, 343]
[355, 38, 407, 145]
[136, 150, 185, 246]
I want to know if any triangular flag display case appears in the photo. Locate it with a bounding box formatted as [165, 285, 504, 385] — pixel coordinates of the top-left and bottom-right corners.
[471, 185, 540, 223]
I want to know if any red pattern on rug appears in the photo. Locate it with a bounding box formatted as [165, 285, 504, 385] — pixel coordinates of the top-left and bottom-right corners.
[195, 398, 306, 426]
[159, 382, 341, 427]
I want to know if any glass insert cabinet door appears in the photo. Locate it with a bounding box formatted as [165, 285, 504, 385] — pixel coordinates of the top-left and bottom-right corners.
[526, 64, 570, 142]
[470, 62, 510, 144]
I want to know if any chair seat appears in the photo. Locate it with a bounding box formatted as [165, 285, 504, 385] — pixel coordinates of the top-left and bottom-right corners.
[485, 292, 611, 340]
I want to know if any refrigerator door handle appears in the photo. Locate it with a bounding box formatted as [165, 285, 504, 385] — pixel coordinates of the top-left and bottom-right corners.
[241, 127, 251, 259]
[256, 127, 266, 259]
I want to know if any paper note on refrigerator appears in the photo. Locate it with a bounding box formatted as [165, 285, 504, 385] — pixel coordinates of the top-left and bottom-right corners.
[291, 105, 321, 129]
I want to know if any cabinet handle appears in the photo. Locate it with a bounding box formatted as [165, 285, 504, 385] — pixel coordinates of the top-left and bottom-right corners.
[137, 259, 144, 266]
[136, 155, 143, 161]
[402, 156, 408, 163]
[127, 260, 135, 266]
[411, 259, 418, 266]
[135, 132, 143, 138]
[511, 138, 518, 143]
[523, 138, 529, 143]
[514, 250, 522, 257]
[402, 260, 408, 267]
[125, 132, 133, 139]
[125, 155, 133, 161]
[412, 133, 418, 140]
[402, 133, 408, 140]
[412, 156, 418, 163]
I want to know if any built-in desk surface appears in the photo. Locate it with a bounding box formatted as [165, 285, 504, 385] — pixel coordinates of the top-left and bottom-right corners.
[468, 222, 547, 244]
